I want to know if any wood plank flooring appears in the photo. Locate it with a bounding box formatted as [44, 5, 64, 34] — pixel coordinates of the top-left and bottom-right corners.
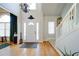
[0, 41, 60, 56]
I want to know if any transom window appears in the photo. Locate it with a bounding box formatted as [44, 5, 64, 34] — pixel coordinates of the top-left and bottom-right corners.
[0, 15, 10, 22]
[28, 3, 36, 10]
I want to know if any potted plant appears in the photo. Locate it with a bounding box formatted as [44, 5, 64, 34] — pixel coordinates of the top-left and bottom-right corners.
[57, 16, 62, 26]
[59, 48, 79, 56]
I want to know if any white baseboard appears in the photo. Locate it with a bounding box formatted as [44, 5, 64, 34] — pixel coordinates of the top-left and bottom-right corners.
[48, 41, 62, 56]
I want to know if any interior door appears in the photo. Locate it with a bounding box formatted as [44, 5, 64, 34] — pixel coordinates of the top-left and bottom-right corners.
[26, 21, 36, 42]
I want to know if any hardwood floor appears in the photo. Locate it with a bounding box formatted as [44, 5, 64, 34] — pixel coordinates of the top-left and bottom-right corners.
[0, 41, 60, 56]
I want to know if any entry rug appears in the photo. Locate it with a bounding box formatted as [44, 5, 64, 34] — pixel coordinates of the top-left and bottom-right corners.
[20, 42, 38, 48]
[0, 43, 10, 49]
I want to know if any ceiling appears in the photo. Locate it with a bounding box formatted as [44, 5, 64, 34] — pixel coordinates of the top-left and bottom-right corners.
[41, 3, 66, 16]
[0, 7, 8, 13]
[0, 3, 67, 16]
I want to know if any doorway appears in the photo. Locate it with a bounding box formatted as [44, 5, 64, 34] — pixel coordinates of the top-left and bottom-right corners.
[24, 22, 39, 42]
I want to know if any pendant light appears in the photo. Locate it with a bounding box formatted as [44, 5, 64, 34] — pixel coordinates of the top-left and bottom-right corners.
[20, 3, 35, 19]
[28, 15, 35, 19]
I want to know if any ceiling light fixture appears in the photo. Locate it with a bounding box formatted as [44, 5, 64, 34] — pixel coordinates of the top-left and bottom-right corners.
[20, 3, 35, 20]
[28, 15, 35, 19]
[20, 3, 29, 13]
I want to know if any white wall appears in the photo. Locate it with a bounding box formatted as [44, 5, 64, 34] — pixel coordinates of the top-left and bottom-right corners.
[61, 3, 73, 18]
[56, 3, 79, 54]
[21, 3, 44, 41]
[56, 29, 79, 53]
[21, 4, 57, 42]
[43, 16, 57, 44]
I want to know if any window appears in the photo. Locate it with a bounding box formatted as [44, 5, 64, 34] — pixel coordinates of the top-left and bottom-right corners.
[24, 23, 26, 40]
[28, 22, 34, 26]
[36, 22, 39, 40]
[28, 3, 36, 10]
[0, 14, 10, 37]
[0, 23, 5, 36]
[5, 23, 10, 36]
[0, 15, 10, 22]
[48, 22, 55, 34]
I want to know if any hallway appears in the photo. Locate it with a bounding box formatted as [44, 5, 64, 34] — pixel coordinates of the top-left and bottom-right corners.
[0, 42, 59, 56]
[0, 3, 79, 56]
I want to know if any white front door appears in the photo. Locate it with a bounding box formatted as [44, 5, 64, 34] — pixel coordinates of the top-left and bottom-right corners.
[26, 21, 36, 42]
[26, 21, 39, 42]
[23, 21, 39, 42]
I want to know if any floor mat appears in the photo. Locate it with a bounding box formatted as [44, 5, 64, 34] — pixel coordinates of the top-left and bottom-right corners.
[0, 43, 10, 49]
[20, 42, 38, 48]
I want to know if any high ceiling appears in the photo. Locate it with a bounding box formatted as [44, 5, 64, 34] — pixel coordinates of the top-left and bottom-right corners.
[0, 3, 68, 16]
[0, 7, 7, 13]
[41, 3, 66, 16]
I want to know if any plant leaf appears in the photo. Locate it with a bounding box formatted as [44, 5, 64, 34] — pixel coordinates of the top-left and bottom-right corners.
[58, 49, 66, 56]
[72, 52, 79, 56]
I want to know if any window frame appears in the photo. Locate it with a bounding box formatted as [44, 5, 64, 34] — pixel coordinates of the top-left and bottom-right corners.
[0, 14, 10, 37]
[48, 21, 55, 34]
